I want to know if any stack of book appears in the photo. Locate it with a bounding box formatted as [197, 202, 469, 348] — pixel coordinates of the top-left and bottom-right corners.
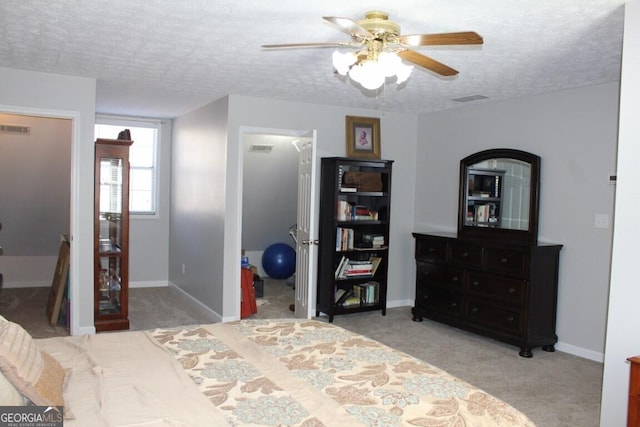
[335, 256, 382, 279]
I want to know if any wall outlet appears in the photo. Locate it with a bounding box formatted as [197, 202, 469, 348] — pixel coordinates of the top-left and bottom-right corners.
[595, 214, 610, 229]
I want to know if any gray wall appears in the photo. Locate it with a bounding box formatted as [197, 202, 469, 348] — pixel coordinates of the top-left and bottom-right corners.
[242, 134, 298, 255]
[170, 97, 229, 318]
[0, 114, 71, 257]
[414, 82, 619, 360]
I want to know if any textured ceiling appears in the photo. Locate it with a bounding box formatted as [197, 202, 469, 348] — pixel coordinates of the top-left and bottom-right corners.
[0, 0, 626, 118]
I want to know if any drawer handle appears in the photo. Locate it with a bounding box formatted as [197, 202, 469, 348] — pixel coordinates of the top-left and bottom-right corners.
[462, 252, 469, 258]
[507, 316, 515, 322]
[508, 288, 516, 294]
[428, 247, 436, 252]
[451, 276, 459, 282]
[472, 280, 479, 287]
[450, 302, 457, 307]
[500, 257, 508, 263]
[471, 307, 478, 313]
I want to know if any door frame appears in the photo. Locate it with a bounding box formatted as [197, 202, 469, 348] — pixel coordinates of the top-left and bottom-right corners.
[0, 104, 82, 334]
[237, 126, 317, 319]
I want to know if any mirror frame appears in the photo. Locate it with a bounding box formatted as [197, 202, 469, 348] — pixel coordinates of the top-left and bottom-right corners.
[458, 148, 541, 245]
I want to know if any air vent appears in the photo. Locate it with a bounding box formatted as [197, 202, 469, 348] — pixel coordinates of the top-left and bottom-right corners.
[249, 144, 274, 153]
[452, 95, 489, 103]
[0, 124, 31, 135]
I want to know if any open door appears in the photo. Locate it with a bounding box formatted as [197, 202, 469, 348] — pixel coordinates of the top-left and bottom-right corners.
[294, 131, 317, 318]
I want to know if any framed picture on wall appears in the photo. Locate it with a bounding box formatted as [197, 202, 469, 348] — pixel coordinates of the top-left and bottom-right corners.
[345, 116, 381, 159]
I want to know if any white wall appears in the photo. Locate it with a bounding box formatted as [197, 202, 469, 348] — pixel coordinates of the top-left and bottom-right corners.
[0, 66, 96, 335]
[600, 1, 640, 423]
[170, 97, 229, 319]
[415, 82, 619, 360]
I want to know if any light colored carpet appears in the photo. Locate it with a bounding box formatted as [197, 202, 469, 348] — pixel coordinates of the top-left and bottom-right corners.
[0, 283, 603, 426]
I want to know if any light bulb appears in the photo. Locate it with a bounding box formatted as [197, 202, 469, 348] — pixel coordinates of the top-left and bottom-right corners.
[332, 50, 356, 76]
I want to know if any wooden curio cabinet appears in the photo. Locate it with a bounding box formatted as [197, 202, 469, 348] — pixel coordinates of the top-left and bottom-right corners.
[94, 138, 132, 332]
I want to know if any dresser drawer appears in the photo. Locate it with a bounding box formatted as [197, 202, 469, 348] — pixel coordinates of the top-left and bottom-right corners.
[467, 298, 524, 335]
[415, 237, 447, 261]
[416, 287, 464, 317]
[417, 262, 463, 289]
[485, 247, 528, 275]
[450, 243, 482, 267]
[467, 272, 526, 305]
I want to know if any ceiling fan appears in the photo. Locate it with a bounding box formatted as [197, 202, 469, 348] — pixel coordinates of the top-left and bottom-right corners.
[262, 11, 483, 81]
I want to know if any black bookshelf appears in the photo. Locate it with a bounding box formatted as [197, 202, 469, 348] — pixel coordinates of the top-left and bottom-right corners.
[316, 157, 393, 322]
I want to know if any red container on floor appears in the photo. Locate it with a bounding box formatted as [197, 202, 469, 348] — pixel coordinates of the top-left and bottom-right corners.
[241, 268, 257, 318]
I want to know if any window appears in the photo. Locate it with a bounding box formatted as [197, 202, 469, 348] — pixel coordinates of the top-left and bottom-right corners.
[95, 119, 159, 215]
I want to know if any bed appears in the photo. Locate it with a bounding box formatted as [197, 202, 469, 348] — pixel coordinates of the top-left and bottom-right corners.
[1, 316, 535, 426]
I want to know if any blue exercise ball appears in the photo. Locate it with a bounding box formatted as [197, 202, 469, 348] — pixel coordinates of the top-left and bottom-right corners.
[262, 243, 296, 280]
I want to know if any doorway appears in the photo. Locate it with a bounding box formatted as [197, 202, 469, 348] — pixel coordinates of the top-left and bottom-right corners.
[0, 112, 72, 334]
[239, 128, 317, 319]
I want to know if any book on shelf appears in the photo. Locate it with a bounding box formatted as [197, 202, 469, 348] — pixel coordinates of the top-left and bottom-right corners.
[335, 287, 354, 306]
[340, 186, 357, 193]
[335, 227, 355, 251]
[337, 200, 351, 221]
[335, 256, 348, 278]
[335, 201, 378, 221]
[475, 204, 490, 223]
[342, 285, 363, 307]
[369, 257, 382, 276]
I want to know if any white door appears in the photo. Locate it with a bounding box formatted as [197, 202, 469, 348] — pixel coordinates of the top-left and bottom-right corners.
[294, 131, 317, 318]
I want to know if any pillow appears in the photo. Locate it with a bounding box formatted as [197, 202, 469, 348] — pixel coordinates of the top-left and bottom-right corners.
[0, 315, 66, 407]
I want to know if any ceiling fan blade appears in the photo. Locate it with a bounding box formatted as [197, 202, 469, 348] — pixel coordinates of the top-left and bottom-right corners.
[262, 42, 352, 49]
[398, 31, 483, 46]
[397, 50, 459, 76]
[323, 16, 374, 39]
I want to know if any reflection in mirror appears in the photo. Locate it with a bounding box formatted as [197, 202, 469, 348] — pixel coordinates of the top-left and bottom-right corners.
[459, 148, 540, 245]
[470, 158, 531, 231]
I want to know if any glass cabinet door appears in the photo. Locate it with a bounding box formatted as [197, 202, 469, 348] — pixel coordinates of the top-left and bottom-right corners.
[97, 157, 124, 315]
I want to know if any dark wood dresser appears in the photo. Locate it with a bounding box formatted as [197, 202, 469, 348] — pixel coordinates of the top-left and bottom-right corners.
[629, 356, 640, 426]
[412, 232, 562, 357]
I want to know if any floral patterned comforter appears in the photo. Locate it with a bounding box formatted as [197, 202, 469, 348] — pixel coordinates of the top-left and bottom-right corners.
[149, 319, 535, 427]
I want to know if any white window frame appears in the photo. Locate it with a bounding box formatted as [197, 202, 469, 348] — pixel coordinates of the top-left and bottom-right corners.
[95, 115, 161, 218]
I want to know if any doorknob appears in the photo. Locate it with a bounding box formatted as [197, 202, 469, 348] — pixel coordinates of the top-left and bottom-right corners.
[301, 239, 320, 246]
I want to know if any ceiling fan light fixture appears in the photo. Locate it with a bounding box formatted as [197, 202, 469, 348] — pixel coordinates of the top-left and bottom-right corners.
[349, 60, 386, 90]
[332, 50, 413, 90]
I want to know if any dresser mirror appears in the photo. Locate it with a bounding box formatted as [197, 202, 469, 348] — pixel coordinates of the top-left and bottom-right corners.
[458, 148, 540, 244]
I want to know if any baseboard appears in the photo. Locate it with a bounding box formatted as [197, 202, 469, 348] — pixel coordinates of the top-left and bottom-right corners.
[130, 280, 170, 288]
[387, 299, 414, 309]
[0, 280, 49, 288]
[556, 341, 604, 363]
[3, 280, 171, 289]
[167, 282, 223, 323]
